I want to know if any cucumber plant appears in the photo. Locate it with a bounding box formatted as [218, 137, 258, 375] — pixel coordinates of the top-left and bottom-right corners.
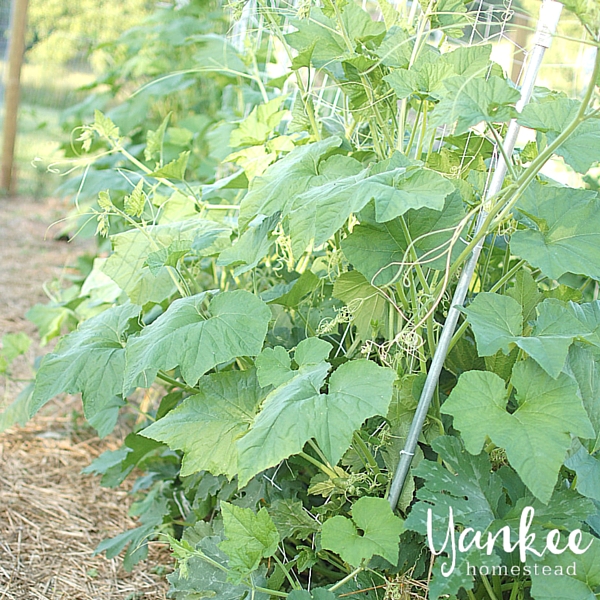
[6, 0, 600, 598]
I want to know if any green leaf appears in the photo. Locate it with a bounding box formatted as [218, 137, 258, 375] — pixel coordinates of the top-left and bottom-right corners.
[256, 346, 292, 388]
[518, 99, 600, 173]
[237, 359, 396, 486]
[124, 180, 145, 217]
[289, 158, 453, 255]
[26, 303, 75, 346]
[145, 240, 192, 275]
[141, 370, 264, 479]
[31, 304, 140, 428]
[103, 219, 230, 305]
[261, 270, 320, 308]
[342, 192, 465, 285]
[269, 499, 319, 541]
[442, 360, 595, 502]
[124, 290, 271, 390]
[333, 271, 388, 340]
[145, 112, 171, 162]
[433, 76, 520, 134]
[0, 383, 34, 433]
[321, 497, 404, 566]
[217, 213, 279, 276]
[512, 183, 600, 281]
[464, 293, 588, 378]
[506, 270, 542, 323]
[530, 534, 600, 600]
[219, 502, 279, 581]
[294, 337, 332, 367]
[230, 96, 287, 147]
[167, 536, 267, 600]
[565, 439, 600, 502]
[288, 589, 335, 600]
[238, 137, 344, 228]
[405, 436, 502, 541]
[95, 486, 169, 571]
[92, 109, 120, 141]
[463, 293, 523, 355]
[149, 151, 190, 180]
[566, 345, 600, 453]
[1, 332, 31, 365]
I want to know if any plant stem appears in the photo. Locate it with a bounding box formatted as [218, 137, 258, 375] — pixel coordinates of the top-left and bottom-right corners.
[299, 451, 338, 479]
[352, 431, 381, 476]
[156, 371, 198, 394]
[273, 554, 301, 590]
[329, 566, 363, 592]
[480, 574, 499, 600]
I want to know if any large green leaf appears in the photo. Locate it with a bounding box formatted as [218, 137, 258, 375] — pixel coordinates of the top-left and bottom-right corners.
[141, 370, 265, 479]
[464, 293, 590, 377]
[342, 192, 466, 285]
[442, 360, 594, 502]
[511, 183, 600, 281]
[238, 137, 345, 228]
[31, 304, 140, 432]
[124, 290, 271, 390]
[518, 98, 600, 173]
[530, 534, 600, 600]
[321, 497, 404, 566]
[432, 76, 520, 134]
[236, 359, 396, 486]
[289, 157, 453, 255]
[219, 502, 279, 581]
[103, 219, 230, 305]
[268, 499, 319, 541]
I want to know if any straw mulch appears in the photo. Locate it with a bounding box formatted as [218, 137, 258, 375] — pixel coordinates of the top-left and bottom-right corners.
[0, 198, 172, 599]
[0, 404, 171, 600]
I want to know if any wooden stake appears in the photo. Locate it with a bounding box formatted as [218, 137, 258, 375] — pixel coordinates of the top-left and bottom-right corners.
[1, 0, 29, 194]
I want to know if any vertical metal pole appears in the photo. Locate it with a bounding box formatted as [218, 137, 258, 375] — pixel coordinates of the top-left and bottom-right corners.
[1, 0, 29, 194]
[387, 0, 564, 510]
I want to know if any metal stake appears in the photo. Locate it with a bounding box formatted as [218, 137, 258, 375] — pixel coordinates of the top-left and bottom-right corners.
[388, 0, 564, 510]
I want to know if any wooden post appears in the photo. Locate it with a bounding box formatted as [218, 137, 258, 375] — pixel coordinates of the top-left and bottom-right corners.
[1, 0, 29, 194]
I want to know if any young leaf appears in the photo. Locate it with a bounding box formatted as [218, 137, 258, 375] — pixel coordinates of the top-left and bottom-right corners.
[512, 183, 600, 281]
[145, 113, 171, 162]
[141, 370, 265, 479]
[442, 359, 594, 503]
[236, 360, 396, 486]
[124, 179, 145, 217]
[167, 536, 268, 600]
[124, 290, 271, 390]
[219, 502, 279, 581]
[31, 303, 140, 425]
[149, 151, 190, 180]
[333, 271, 388, 340]
[321, 497, 404, 566]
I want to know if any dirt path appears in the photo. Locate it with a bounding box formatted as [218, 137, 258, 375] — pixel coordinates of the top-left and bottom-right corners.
[0, 198, 170, 599]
